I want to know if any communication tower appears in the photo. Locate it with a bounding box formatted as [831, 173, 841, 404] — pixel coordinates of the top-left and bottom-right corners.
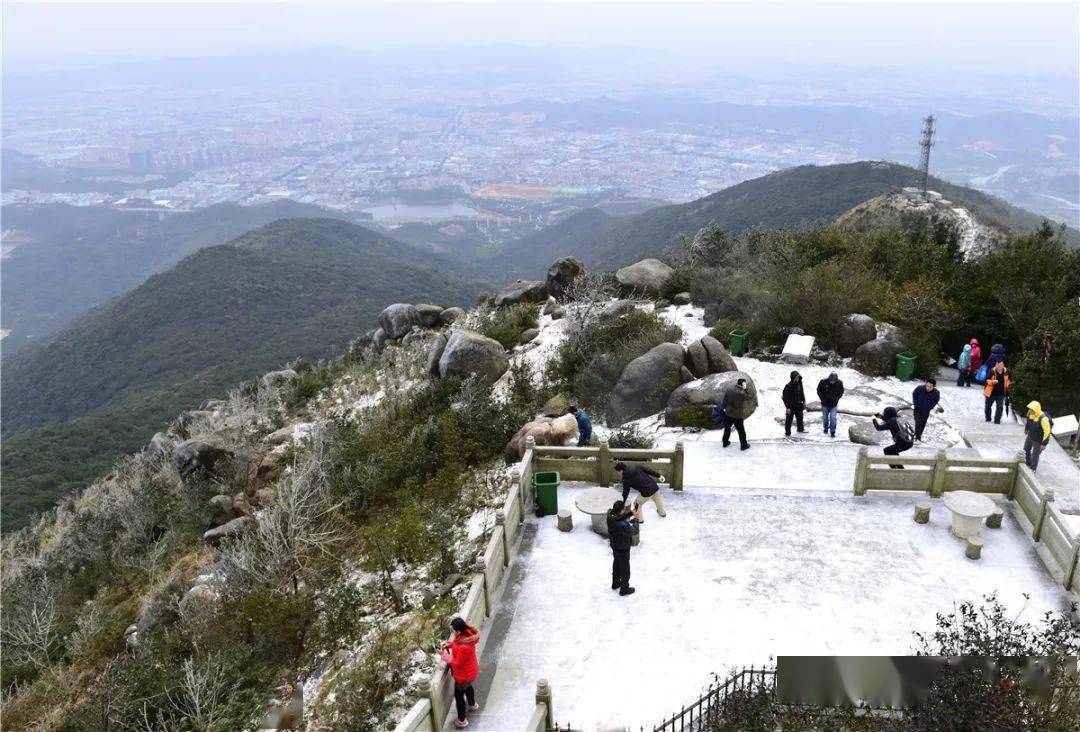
[918, 115, 935, 193]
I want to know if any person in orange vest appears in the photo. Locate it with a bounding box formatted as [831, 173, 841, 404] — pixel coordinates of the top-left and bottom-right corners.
[983, 361, 1011, 424]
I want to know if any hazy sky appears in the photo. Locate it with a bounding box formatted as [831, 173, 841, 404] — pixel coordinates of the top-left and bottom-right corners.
[4, 1, 1078, 77]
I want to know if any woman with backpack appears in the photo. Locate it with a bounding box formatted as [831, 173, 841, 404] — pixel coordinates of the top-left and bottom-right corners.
[983, 362, 1011, 424]
[968, 338, 984, 381]
[441, 617, 481, 728]
[956, 343, 972, 387]
[873, 407, 914, 469]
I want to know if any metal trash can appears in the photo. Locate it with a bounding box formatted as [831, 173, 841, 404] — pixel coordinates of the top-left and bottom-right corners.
[532, 471, 560, 517]
[896, 351, 918, 381]
[729, 330, 749, 356]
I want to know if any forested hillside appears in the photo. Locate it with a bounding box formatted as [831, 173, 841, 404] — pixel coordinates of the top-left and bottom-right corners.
[2, 218, 480, 529]
[1, 199, 349, 352]
[490, 161, 1079, 278]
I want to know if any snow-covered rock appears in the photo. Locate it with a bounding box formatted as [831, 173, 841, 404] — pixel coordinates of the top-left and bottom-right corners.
[607, 342, 686, 426]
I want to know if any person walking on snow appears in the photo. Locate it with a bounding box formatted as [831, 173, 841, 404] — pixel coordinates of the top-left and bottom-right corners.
[985, 343, 1007, 371]
[911, 378, 940, 441]
[816, 372, 845, 437]
[614, 462, 667, 519]
[873, 407, 914, 469]
[441, 617, 481, 728]
[782, 370, 807, 437]
[1023, 401, 1052, 473]
[722, 378, 752, 450]
[957, 343, 972, 387]
[607, 500, 641, 596]
[983, 362, 1011, 424]
[569, 405, 592, 447]
[967, 338, 983, 378]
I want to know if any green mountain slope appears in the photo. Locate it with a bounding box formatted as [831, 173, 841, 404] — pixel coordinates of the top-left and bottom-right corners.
[2, 218, 479, 528]
[1, 199, 348, 354]
[491, 161, 1078, 278]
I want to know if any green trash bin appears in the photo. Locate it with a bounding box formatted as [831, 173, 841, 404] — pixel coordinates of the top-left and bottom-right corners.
[896, 351, 918, 381]
[729, 329, 749, 356]
[532, 471, 560, 517]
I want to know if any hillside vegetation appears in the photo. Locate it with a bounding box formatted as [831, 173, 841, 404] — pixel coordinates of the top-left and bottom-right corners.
[1, 199, 348, 353]
[491, 161, 1079, 278]
[1, 218, 479, 530]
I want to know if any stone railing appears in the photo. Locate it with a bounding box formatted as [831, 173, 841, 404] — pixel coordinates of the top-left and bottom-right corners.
[393, 449, 545, 731]
[530, 437, 685, 491]
[853, 447, 1080, 595]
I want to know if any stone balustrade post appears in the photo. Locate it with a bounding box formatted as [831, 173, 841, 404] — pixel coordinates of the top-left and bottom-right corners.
[930, 450, 948, 498]
[475, 558, 491, 617]
[672, 441, 685, 491]
[1033, 488, 1055, 542]
[853, 446, 868, 496]
[535, 678, 553, 731]
[598, 439, 611, 487]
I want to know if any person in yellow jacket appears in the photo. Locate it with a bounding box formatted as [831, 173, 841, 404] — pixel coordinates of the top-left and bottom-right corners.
[982, 362, 1011, 424]
[1023, 401, 1052, 472]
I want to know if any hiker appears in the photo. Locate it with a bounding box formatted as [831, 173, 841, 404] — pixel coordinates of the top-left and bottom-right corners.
[816, 372, 845, 438]
[873, 407, 914, 469]
[1023, 401, 1053, 472]
[985, 343, 1007, 371]
[957, 343, 973, 387]
[968, 338, 984, 379]
[722, 378, 751, 450]
[983, 362, 1011, 424]
[441, 617, 481, 728]
[607, 500, 642, 596]
[569, 405, 592, 447]
[614, 461, 667, 519]
[911, 378, 940, 442]
[782, 370, 807, 437]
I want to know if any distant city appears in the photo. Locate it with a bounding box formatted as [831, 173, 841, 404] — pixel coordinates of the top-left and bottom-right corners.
[3, 48, 1078, 244]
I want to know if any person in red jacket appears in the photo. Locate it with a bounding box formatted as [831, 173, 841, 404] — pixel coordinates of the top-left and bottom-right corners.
[967, 338, 983, 377]
[441, 617, 481, 728]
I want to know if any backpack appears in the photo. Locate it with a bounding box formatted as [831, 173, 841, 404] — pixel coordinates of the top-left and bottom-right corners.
[898, 419, 916, 444]
[711, 404, 726, 427]
[975, 363, 989, 383]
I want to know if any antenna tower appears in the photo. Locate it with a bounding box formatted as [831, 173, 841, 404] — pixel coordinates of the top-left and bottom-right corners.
[918, 115, 935, 193]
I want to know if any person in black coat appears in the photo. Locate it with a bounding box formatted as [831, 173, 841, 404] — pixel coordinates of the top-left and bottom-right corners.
[782, 370, 807, 437]
[722, 378, 751, 450]
[816, 373, 845, 437]
[911, 378, 940, 441]
[873, 407, 913, 469]
[607, 501, 641, 596]
[614, 462, 667, 518]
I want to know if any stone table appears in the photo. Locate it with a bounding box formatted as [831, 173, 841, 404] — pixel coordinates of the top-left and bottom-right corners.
[575, 487, 622, 536]
[942, 490, 997, 540]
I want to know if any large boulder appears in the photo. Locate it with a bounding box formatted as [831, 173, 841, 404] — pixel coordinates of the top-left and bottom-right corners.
[172, 441, 232, 481]
[545, 257, 585, 300]
[495, 280, 548, 307]
[415, 304, 445, 328]
[664, 371, 758, 426]
[378, 304, 421, 340]
[606, 342, 686, 426]
[601, 300, 637, 319]
[848, 410, 915, 445]
[209, 494, 237, 524]
[518, 328, 540, 345]
[685, 340, 710, 378]
[615, 258, 674, 297]
[203, 516, 254, 545]
[504, 414, 579, 463]
[852, 338, 907, 377]
[427, 333, 448, 379]
[541, 394, 571, 417]
[439, 306, 465, 326]
[437, 330, 510, 383]
[837, 314, 877, 357]
[372, 327, 389, 352]
[147, 432, 174, 459]
[700, 336, 737, 374]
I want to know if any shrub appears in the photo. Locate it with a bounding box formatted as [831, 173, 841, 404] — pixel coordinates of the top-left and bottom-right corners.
[1011, 300, 1080, 417]
[675, 408, 716, 429]
[548, 309, 681, 411]
[606, 424, 656, 449]
[476, 303, 539, 350]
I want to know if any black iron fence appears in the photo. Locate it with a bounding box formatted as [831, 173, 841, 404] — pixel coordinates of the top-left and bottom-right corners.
[651, 666, 776, 732]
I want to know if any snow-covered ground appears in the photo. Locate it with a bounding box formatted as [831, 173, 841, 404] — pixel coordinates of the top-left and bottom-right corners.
[471, 484, 1074, 731]
[460, 302, 1080, 730]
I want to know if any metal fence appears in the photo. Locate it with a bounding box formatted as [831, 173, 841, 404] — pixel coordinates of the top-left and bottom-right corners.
[651, 666, 776, 732]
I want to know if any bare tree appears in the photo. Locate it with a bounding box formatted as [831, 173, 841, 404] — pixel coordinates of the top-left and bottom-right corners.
[1, 573, 59, 670]
[221, 428, 345, 595]
[168, 653, 235, 730]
